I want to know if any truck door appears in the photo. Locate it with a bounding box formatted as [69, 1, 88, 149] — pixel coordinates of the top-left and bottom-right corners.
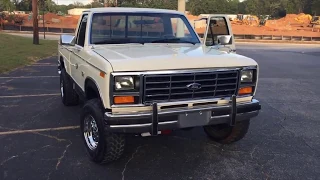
[70, 14, 88, 89]
[202, 15, 236, 53]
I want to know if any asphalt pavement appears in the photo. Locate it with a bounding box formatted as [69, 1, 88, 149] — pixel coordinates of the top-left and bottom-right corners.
[0, 43, 320, 180]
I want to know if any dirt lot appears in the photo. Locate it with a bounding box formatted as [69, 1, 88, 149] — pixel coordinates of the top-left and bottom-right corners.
[191, 13, 320, 37]
[231, 24, 320, 37]
[2, 12, 320, 37]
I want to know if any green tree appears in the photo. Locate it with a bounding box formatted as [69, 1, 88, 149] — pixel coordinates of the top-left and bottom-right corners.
[5, 0, 318, 17]
[283, 0, 297, 14]
[85, 0, 104, 8]
[238, 1, 246, 13]
[15, 0, 32, 11]
[311, 0, 320, 15]
[188, 0, 228, 15]
[56, 4, 68, 13]
[227, 0, 240, 13]
[119, 0, 177, 10]
[41, 0, 57, 12]
[0, 0, 15, 11]
[73, 1, 84, 7]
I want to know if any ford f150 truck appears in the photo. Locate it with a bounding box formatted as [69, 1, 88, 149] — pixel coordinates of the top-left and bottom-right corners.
[58, 7, 261, 164]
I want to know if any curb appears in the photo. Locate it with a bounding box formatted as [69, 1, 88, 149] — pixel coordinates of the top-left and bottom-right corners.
[2, 30, 320, 45]
[1, 30, 71, 35]
[235, 39, 320, 44]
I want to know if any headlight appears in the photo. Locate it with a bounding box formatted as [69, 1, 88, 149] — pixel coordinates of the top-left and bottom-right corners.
[241, 70, 253, 83]
[115, 76, 134, 90]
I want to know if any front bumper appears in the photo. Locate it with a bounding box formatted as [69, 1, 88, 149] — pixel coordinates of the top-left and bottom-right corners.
[104, 96, 261, 135]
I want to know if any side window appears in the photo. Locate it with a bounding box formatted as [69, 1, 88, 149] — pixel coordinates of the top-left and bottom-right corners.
[205, 17, 230, 46]
[76, 14, 88, 47]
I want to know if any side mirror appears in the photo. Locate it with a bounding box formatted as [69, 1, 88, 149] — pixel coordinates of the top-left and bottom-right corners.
[217, 35, 232, 45]
[60, 34, 75, 46]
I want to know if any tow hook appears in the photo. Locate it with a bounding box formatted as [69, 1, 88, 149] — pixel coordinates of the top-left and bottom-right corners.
[141, 130, 172, 137]
[141, 131, 159, 137]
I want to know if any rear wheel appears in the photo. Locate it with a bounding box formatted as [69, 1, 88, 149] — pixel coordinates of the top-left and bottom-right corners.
[60, 68, 79, 106]
[80, 98, 125, 164]
[203, 120, 250, 144]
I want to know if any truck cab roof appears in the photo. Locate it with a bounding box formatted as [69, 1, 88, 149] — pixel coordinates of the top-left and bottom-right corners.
[82, 7, 184, 15]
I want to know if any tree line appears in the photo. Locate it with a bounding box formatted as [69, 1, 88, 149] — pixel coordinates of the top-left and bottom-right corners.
[187, 0, 320, 17]
[1, 0, 320, 17]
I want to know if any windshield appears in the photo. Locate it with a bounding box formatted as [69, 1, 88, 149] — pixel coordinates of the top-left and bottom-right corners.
[90, 12, 200, 44]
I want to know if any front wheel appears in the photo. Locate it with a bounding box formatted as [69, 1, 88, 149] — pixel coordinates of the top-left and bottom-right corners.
[80, 98, 125, 164]
[203, 120, 250, 144]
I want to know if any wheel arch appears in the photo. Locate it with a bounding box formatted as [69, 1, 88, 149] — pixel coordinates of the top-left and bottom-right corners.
[59, 56, 65, 69]
[84, 77, 105, 108]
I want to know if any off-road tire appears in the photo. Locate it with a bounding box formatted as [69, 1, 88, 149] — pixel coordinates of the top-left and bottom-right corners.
[60, 68, 79, 106]
[80, 98, 125, 164]
[203, 120, 250, 144]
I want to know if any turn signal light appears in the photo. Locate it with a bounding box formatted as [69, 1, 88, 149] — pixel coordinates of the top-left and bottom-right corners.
[100, 71, 105, 78]
[114, 96, 134, 104]
[238, 86, 253, 95]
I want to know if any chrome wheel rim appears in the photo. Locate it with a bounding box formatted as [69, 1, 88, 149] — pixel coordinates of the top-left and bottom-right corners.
[83, 115, 99, 150]
[60, 79, 64, 98]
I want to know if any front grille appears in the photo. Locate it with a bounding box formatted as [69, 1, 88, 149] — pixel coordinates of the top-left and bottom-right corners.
[143, 70, 239, 103]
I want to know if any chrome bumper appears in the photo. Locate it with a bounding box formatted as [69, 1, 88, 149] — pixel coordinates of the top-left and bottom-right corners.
[104, 96, 261, 135]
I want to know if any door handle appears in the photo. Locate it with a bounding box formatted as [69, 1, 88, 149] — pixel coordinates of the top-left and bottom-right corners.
[72, 49, 80, 53]
[71, 63, 78, 69]
[71, 47, 80, 53]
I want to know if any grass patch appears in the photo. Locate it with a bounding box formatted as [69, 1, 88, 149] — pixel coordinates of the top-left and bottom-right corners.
[0, 33, 57, 74]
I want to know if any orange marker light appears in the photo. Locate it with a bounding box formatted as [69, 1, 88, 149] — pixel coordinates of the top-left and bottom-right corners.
[100, 71, 105, 78]
[114, 96, 134, 104]
[238, 86, 253, 95]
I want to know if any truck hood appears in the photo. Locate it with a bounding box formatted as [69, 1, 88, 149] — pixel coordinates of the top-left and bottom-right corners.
[92, 44, 257, 72]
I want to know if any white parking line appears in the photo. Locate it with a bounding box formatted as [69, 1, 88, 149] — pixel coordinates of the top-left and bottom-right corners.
[0, 93, 60, 98]
[0, 126, 80, 135]
[0, 76, 59, 79]
[28, 65, 57, 67]
[34, 63, 56, 65]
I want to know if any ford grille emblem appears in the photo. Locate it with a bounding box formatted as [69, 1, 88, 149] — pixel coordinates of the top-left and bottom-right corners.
[186, 83, 201, 90]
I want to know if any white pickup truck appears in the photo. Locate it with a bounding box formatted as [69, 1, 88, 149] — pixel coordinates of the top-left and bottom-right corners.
[58, 7, 261, 164]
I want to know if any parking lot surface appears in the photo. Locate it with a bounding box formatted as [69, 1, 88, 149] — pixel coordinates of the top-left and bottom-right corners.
[0, 43, 320, 180]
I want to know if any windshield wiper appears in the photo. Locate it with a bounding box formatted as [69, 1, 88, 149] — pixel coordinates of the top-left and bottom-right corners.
[150, 38, 196, 45]
[93, 39, 144, 45]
